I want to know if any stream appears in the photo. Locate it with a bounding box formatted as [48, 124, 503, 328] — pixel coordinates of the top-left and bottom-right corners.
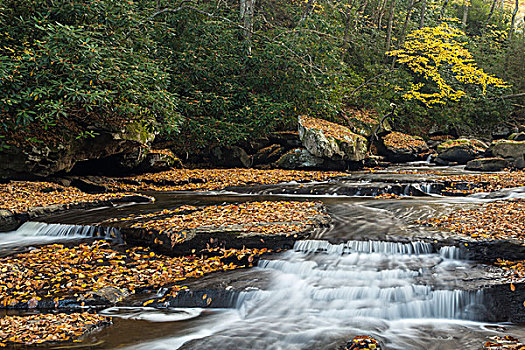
[2, 166, 525, 349]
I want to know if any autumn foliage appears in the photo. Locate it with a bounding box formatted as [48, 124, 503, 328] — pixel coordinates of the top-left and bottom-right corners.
[0, 313, 109, 347]
[439, 170, 525, 195]
[0, 181, 139, 214]
[102, 168, 346, 192]
[110, 201, 325, 244]
[417, 199, 525, 240]
[0, 241, 269, 308]
[387, 23, 509, 106]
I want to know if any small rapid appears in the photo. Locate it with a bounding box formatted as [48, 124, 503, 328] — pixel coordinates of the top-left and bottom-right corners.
[119, 239, 487, 350]
[0, 221, 121, 254]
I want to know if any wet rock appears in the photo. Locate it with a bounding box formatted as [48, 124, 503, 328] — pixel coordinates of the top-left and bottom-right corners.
[489, 140, 525, 160]
[376, 131, 429, 163]
[436, 139, 488, 164]
[298, 116, 367, 162]
[0, 209, 19, 232]
[253, 144, 287, 165]
[93, 286, 130, 304]
[115, 203, 331, 256]
[0, 195, 154, 233]
[137, 149, 182, 173]
[488, 140, 525, 169]
[344, 336, 383, 350]
[276, 148, 346, 170]
[0, 122, 155, 179]
[509, 132, 525, 141]
[492, 124, 518, 140]
[210, 145, 252, 168]
[465, 157, 508, 171]
[483, 282, 525, 323]
[268, 131, 302, 149]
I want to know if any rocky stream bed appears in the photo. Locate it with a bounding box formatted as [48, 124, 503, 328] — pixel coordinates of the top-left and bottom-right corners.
[1, 165, 525, 349]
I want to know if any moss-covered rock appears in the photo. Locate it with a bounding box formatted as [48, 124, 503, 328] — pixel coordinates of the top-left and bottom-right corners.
[0, 122, 156, 179]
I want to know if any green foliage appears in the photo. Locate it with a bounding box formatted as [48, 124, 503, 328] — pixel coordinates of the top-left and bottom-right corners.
[0, 0, 180, 146]
[0, 0, 523, 152]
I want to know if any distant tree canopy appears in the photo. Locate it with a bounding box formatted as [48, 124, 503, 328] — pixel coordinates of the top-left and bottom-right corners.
[0, 0, 523, 149]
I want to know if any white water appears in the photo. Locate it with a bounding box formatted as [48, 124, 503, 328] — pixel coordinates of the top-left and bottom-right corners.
[0, 221, 121, 250]
[120, 239, 486, 350]
[101, 307, 203, 322]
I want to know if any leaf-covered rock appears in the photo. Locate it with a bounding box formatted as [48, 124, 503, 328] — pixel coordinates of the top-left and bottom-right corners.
[298, 116, 367, 162]
[0, 313, 109, 346]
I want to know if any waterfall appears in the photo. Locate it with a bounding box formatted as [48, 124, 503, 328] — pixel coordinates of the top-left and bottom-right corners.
[439, 245, 463, 259]
[237, 239, 483, 322]
[13, 221, 121, 240]
[0, 222, 122, 251]
[294, 239, 433, 255]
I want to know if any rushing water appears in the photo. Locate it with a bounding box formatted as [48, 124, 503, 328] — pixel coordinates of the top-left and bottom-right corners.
[105, 239, 486, 350]
[2, 167, 525, 349]
[0, 221, 121, 256]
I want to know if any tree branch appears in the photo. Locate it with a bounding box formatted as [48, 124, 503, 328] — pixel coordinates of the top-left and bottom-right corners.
[148, 6, 325, 74]
[490, 92, 525, 100]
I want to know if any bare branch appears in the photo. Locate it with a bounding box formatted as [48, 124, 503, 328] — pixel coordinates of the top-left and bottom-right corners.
[148, 6, 325, 74]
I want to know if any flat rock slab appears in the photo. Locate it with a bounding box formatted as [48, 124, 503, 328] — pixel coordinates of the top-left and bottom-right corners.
[108, 201, 331, 255]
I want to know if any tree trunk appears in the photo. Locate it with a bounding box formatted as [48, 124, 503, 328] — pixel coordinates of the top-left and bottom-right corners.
[510, 0, 519, 35]
[419, 0, 427, 28]
[240, 0, 255, 54]
[485, 0, 498, 27]
[376, 0, 388, 29]
[438, 0, 449, 20]
[385, 0, 397, 51]
[399, 0, 416, 47]
[341, 2, 353, 60]
[462, 0, 469, 28]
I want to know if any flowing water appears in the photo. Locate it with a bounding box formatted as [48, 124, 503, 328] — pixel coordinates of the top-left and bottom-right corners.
[3, 167, 525, 349]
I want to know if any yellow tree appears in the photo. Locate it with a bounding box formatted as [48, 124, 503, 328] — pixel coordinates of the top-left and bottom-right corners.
[387, 23, 509, 107]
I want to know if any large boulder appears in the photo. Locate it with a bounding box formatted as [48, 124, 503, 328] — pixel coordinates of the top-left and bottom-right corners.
[376, 131, 429, 163]
[436, 139, 488, 164]
[210, 145, 251, 168]
[490, 140, 525, 159]
[465, 157, 508, 171]
[492, 124, 518, 140]
[0, 121, 155, 179]
[489, 140, 525, 169]
[298, 116, 367, 162]
[276, 148, 346, 170]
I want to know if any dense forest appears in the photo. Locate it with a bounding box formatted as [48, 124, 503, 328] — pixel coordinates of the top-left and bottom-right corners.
[0, 0, 524, 162]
